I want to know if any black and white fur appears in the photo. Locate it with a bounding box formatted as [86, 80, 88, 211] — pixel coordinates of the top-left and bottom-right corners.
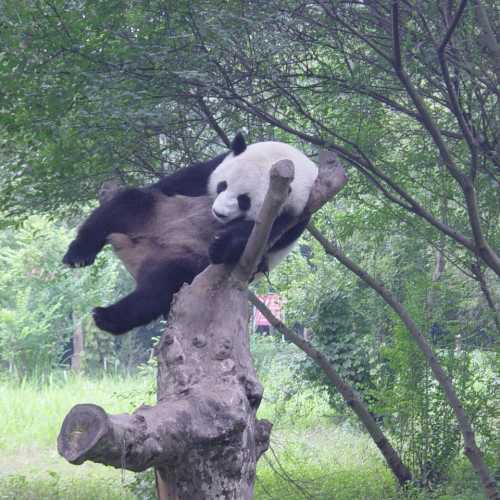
[63, 134, 317, 335]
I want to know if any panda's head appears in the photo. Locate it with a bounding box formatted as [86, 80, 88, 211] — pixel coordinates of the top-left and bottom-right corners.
[209, 159, 267, 223]
[208, 141, 318, 224]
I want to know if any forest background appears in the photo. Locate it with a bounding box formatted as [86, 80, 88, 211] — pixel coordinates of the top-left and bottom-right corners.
[0, 1, 498, 499]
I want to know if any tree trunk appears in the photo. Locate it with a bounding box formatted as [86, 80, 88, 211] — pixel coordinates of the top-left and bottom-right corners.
[471, 261, 500, 336]
[59, 267, 272, 498]
[71, 313, 84, 373]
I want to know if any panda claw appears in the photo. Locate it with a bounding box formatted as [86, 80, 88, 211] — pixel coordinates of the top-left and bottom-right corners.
[62, 239, 99, 268]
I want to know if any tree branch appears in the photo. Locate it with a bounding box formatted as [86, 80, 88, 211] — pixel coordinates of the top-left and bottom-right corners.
[222, 92, 483, 260]
[392, 0, 402, 71]
[471, 261, 500, 335]
[58, 394, 253, 472]
[438, 0, 468, 53]
[248, 291, 412, 486]
[437, 0, 479, 180]
[474, 1, 500, 81]
[389, 2, 500, 277]
[196, 95, 231, 148]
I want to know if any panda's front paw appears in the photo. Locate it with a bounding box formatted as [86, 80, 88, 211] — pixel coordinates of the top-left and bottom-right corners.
[209, 232, 246, 265]
[63, 239, 100, 268]
[93, 307, 129, 335]
[208, 233, 231, 264]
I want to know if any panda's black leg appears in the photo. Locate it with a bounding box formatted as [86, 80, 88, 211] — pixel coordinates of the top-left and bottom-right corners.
[93, 288, 172, 335]
[63, 188, 155, 268]
[93, 260, 196, 335]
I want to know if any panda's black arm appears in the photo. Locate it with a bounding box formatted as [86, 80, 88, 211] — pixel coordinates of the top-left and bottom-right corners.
[209, 212, 308, 265]
[155, 133, 247, 197]
[63, 187, 156, 268]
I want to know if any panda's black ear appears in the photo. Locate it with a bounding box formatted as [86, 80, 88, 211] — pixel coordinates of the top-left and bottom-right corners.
[231, 132, 246, 156]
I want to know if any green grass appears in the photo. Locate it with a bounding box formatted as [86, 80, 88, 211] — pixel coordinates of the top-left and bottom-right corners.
[0, 374, 487, 499]
[0, 471, 136, 500]
[255, 427, 487, 499]
[0, 374, 151, 499]
[0, 373, 153, 452]
[256, 425, 398, 499]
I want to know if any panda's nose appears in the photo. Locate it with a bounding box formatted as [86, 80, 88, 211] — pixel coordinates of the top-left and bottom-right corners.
[213, 210, 227, 220]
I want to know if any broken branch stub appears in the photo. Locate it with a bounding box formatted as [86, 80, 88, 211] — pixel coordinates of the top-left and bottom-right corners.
[306, 150, 348, 214]
[58, 388, 255, 473]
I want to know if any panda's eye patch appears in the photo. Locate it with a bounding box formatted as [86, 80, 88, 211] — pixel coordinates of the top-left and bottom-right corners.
[238, 194, 251, 211]
[216, 181, 227, 194]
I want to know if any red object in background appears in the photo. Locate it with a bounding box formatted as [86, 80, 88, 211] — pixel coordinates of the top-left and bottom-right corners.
[254, 294, 283, 326]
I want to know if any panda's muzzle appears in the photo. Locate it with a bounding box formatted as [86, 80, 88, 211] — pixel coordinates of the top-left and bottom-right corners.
[213, 210, 228, 220]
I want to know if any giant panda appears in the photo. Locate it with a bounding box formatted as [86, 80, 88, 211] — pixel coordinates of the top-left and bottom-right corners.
[63, 134, 318, 335]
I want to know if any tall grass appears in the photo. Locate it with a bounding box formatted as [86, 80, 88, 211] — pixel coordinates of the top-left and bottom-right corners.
[0, 372, 153, 452]
[256, 424, 398, 500]
[0, 472, 136, 500]
[0, 374, 151, 500]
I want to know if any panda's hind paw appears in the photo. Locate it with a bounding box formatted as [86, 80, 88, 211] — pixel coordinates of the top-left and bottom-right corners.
[93, 307, 129, 335]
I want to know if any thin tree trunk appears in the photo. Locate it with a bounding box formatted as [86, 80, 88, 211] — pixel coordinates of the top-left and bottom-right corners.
[308, 223, 498, 499]
[471, 262, 500, 336]
[71, 313, 84, 373]
[248, 291, 413, 486]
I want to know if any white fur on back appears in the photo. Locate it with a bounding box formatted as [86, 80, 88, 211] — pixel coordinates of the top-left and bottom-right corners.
[208, 141, 318, 221]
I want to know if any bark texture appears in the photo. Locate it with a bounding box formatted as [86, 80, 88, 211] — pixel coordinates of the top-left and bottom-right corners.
[58, 154, 347, 499]
[59, 263, 271, 498]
